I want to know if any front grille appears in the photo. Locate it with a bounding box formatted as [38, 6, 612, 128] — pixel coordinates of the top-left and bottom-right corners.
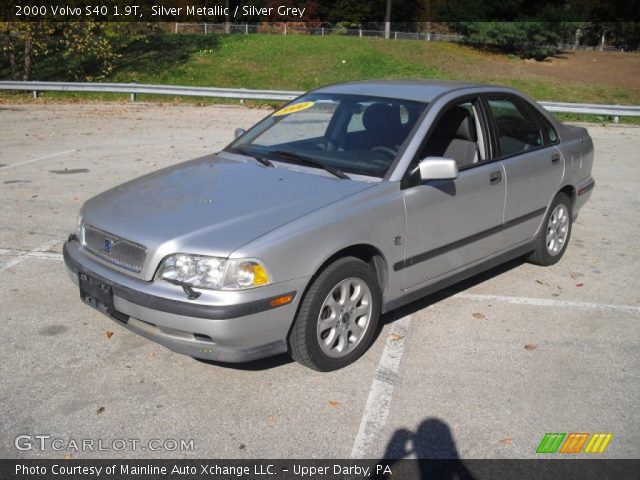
[82, 225, 147, 273]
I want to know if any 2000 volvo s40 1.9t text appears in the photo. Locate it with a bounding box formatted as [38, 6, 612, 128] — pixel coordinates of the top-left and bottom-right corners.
[64, 81, 595, 371]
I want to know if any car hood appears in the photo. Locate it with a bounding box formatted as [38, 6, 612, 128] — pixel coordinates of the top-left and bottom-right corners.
[82, 154, 373, 279]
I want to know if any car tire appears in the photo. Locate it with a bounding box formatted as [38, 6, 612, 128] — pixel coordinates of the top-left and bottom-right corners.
[289, 257, 382, 371]
[528, 192, 572, 266]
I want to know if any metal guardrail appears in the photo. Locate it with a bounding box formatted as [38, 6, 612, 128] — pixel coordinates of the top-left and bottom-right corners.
[0, 81, 301, 102]
[0, 81, 638, 118]
[538, 101, 640, 117]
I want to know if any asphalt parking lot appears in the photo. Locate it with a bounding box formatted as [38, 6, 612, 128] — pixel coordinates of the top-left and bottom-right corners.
[1, 103, 638, 459]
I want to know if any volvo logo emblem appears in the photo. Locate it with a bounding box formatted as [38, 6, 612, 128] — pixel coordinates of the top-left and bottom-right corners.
[103, 239, 113, 253]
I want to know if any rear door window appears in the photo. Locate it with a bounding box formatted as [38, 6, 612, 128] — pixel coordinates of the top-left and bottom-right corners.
[487, 97, 544, 157]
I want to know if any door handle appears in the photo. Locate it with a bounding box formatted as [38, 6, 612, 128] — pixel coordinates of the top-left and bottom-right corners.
[489, 171, 502, 184]
[551, 154, 560, 164]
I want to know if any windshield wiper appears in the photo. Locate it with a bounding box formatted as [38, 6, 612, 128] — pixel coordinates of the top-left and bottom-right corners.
[230, 146, 274, 168]
[268, 150, 350, 180]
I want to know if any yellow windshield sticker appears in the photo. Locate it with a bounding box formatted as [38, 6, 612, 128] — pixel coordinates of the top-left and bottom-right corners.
[273, 101, 315, 117]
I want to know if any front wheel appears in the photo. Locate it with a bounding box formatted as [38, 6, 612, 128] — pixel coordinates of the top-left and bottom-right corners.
[528, 192, 572, 266]
[288, 257, 382, 371]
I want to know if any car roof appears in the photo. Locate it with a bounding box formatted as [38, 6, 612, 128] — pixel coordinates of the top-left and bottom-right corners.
[311, 80, 490, 103]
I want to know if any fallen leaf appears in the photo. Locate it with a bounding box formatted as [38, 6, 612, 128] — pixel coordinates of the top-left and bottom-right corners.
[524, 344, 538, 351]
[388, 333, 404, 341]
[148, 351, 156, 359]
[500, 437, 513, 445]
[267, 415, 275, 425]
[536, 279, 549, 286]
[105, 331, 114, 339]
[472, 312, 485, 320]
[96, 406, 105, 415]
[551, 293, 560, 297]
[576, 283, 584, 287]
[328, 400, 340, 408]
[570, 272, 583, 279]
[63, 453, 73, 460]
[238, 443, 246, 450]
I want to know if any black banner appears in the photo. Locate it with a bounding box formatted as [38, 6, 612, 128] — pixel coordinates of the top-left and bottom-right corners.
[1, 0, 639, 22]
[3, 459, 640, 480]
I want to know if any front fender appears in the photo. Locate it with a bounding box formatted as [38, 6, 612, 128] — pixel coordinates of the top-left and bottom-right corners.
[230, 182, 406, 298]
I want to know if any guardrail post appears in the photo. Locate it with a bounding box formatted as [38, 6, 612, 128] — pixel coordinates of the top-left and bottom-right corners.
[614, 116, 619, 123]
[204, 23, 208, 35]
[130, 92, 136, 102]
[245, 24, 248, 35]
[32, 90, 38, 99]
[321, 27, 324, 37]
[175, 22, 178, 34]
[359, 29, 362, 37]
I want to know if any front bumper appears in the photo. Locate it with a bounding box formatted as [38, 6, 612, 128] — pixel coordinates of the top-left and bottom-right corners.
[63, 239, 308, 363]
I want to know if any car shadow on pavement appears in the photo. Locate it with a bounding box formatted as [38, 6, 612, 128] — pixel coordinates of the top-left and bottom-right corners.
[192, 353, 293, 371]
[381, 256, 526, 325]
[379, 417, 476, 479]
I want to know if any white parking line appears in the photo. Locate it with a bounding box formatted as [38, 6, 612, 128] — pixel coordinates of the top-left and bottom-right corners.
[351, 314, 412, 459]
[453, 293, 640, 315]
[0, 240, 62, 272]
[0, 149, 75, 170]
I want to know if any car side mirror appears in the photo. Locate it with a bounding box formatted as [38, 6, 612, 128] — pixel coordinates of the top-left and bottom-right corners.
[417, 157, 459, 181]
[234, 128, 246, 139]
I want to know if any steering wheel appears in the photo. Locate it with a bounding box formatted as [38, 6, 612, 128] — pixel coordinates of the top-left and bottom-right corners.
[371, 146, 397, 159]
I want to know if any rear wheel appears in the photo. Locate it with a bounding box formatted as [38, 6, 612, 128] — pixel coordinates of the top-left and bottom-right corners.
[528, 192, 572, 266]
[289, 257, 382, 371]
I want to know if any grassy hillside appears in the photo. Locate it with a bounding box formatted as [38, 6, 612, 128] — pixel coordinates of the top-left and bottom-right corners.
[3, 34, 639, 106]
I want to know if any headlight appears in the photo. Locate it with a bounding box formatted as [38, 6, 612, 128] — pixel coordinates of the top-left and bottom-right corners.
[157, 254, 271, 290]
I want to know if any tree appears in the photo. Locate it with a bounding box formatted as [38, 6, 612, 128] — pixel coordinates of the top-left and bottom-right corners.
[59, 23, 120, 81]
[445, 0, 579, 59]
[0, 23, 55, 80]
[320, 0, 376, 26]
[1, 22, 122, 81]
[452, 21, 574, 59]
[384, 0, 391, 39]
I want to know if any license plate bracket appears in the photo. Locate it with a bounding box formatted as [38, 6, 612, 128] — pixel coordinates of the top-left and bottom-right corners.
[79, 272, 115, 316]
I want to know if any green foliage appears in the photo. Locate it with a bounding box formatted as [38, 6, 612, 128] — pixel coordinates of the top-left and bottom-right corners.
[2, 34, 636, 107]
[324, 0, 375, 26]
[59, 23, 120, 81]
[0, 23, 164, 81]
[0, 23, 55, 80]
[443, 0, 579, 59]
[108, 35, 440, 91]
[452, 22, 573, 59]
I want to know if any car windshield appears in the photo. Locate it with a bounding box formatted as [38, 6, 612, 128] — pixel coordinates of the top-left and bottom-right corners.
[226, 93, 427, 178]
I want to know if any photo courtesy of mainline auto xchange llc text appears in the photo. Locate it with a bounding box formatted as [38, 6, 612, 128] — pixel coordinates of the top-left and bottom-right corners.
[0, 0, 639, 479]
[15, 462, 389, 476]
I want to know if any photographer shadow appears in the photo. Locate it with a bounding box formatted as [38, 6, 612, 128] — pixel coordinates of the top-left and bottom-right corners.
[379, 417, 476, 480]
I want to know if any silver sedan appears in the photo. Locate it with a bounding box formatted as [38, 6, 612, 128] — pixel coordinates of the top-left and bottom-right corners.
[64, 80, 595, 371]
